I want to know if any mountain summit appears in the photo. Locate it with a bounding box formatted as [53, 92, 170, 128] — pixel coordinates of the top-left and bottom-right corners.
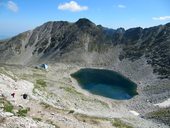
[75, 18, 96, 28]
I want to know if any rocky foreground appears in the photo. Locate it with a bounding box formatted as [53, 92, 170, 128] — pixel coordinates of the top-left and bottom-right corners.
[0, 63, 169, 128]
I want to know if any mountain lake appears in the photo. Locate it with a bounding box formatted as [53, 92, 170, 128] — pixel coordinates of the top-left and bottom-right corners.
[71, 68, 138, 100]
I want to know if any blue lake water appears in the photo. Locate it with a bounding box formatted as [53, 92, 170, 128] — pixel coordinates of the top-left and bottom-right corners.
[71, 68, 138, 100]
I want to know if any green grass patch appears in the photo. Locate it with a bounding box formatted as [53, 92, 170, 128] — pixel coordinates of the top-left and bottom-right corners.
[33, 79, 47, 92]
[33, 117, 42, 122]
[33, 72, 46, 79]
[36, 79, 47, 88]
[74, 113, 109, 125]
[112, 118, 133, 128]
[59, 86, 82, 95]
[68, 110, 75, 114]
[17, 108, 29, 117]
[147, 107, 170, 117]
[146, 107, 170, 126]
[3, 100, 14, 113]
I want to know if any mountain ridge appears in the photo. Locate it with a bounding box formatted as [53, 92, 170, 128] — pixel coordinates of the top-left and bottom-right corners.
[0, 18, 170, 79]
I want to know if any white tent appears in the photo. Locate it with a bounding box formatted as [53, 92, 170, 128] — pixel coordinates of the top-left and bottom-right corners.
[40, 64, 48, 69]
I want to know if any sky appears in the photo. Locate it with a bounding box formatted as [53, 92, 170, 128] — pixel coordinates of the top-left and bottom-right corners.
[0, 0, 170, 38]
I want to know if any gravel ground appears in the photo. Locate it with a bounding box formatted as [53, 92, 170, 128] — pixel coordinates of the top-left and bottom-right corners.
[0, 62, 169, 128]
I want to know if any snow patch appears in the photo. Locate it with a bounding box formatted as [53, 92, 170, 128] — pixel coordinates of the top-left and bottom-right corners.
[129, 110, 139, 116]
[154, 98, 170, 108]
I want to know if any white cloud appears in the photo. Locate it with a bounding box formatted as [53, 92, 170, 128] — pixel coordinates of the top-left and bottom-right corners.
[118, 4, 126, 8]
[152, 16, 170, 21]
[58, 1, 88, 12]
[7, 1, 18, 12]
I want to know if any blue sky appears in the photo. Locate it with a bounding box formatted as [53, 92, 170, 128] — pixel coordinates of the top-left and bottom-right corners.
[0, 0, 170, 38]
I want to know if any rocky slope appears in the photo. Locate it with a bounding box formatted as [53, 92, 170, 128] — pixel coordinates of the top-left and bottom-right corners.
[0, 64, 169, 128]
[0, 18, 170, 79]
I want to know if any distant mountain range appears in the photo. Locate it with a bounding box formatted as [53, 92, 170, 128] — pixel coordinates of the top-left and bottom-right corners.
[0, 18, 170, 79]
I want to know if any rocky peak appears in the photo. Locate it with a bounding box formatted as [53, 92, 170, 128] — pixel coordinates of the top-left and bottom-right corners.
[116, 28, 125, 33]
[75, 18, 96, 28]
